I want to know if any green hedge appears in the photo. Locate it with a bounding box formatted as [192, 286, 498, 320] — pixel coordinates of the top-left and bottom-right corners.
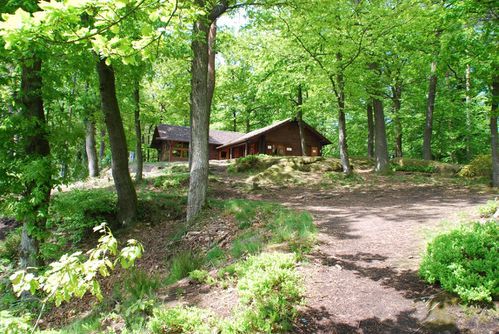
[419, 222, 498, 303]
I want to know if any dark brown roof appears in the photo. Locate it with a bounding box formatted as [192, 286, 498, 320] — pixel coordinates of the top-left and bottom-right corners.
[155, 124, 244, 145]
[216, 118, 331, 149]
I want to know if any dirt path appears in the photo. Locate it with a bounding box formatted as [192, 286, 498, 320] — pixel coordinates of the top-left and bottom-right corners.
[247, 182, 497, 333]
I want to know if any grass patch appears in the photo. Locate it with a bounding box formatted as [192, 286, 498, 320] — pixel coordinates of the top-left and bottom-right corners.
[166, 251, 204, 284]
[230, 231, 264, 258]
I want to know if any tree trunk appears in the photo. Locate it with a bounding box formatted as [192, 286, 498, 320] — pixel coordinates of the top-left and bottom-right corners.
[207, 20, 216, 110]
[19, 57, 51, 269]
[391, 84, 403, 157]
[85, 118, 99, 177]
[373, 97, 389, 173]
[423, 61, 437, 160]
[187, 18, 210, 222]
[334, 53, 351, 174]
[232, 109, 237, 131]
[296, 84, 307, 156]
[367, 103, 374, 159]
[99, 128, 106, 160]
[491, 73, 498, 187]
[96, 58, 137, 225]
[134, 79, 143, 182]
[465, 64, 472, 160]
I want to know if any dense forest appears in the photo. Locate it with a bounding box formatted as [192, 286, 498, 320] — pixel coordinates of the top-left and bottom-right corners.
[0, 0, 497, 333]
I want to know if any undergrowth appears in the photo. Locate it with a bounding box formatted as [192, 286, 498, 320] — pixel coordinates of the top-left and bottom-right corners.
[420, 221, 498, 303]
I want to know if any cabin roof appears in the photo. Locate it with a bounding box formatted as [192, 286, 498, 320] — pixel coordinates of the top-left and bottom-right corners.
[155, 124, 244, 145]
[216, 118, 332, 149]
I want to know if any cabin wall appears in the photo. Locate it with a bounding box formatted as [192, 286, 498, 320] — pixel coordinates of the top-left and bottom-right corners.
[158, 141, 220, 161]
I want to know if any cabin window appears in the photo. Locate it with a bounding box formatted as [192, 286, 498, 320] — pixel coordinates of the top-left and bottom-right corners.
[267, 145, 272, 149]
[172, 142, 189, 158]
[286, 147, 292, 152]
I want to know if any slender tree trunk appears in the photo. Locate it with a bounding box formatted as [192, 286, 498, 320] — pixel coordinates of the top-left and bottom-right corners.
[373, 97, 389, 172]
[19, 57, 51, 268]
[423, 61, 437, 160]
[332, 72, 351, 173]
[85, 118, 99, 177]
[232, 109, 237, 132]
[134, 79, 143, 182]
[99, 128, 106, 160]
[96, 58, 137, 225]
[491, 73, 498, 187]
[391, 83, 403, 157]
[187, 18, 210, 221]
[465, 64, 472, 160]
[245, 113, 250, 133]
[296, 84, 307, 156]
[367, 103, 374, 159]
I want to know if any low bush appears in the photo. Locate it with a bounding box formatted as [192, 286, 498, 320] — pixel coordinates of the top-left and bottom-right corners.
[232, 252, 303, 333]
[149, 306, 219, 334]
[0, 310, 31, 334]
[459, 154, 492, 178]
[153, 171, 190, 190]
[0, 229, 21, 261]
[43, 189, 117, 260]
[149, 252, 303, 334]
[419, 222, 498, 303]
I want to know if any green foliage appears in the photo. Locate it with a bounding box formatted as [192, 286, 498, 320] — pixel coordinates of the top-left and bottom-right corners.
[43, 189, 117, 259]
[232, 252, 303, 333]
[324, 172, 364, 186]
[123, 269, 161, 301]
[205, 246, 225, 265]
[269, 211, 316, 253]
[153, 171, 190, 190]
[149, 252, 303, 334]
[10, 224, 143, 306]
[391, 164, 436, 173]
[0, 310, 31, 334]
[149, 306, 220, 334]
[478, 199, 498, 218]
[166, 251, 204, 284]
[419, 222, 499, 303]
[224, 199, 277, 229]
[0, 229, 21, 261]
[228, 155, 275, 173]
[188, 269, 215, 285]
[459, 155, 492, 178]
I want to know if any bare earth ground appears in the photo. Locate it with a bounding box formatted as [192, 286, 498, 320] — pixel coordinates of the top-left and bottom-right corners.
[240, 180, 498, 333]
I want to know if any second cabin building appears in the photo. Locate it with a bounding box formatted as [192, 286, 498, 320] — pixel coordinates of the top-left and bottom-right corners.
[150, 118, 331, 162]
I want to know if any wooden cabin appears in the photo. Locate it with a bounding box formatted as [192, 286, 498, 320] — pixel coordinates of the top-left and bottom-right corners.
[150, 118, 331, 162]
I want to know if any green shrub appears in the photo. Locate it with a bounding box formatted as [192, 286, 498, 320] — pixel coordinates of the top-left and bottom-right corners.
[43, 189, 117, 260]
[478, 199, 498, 218]
[459, 154, 492, 178]
[233, 252, 303, 333]
[224, 199, 276, 229]
[153, 172, 190, 190]
[166, 251, 204, 284]
[0, 229, 21, 260]
[391, 164, 436, 173]
[228, 155, 274, 173]
[419, 222, 499, 303]
[188, 269, 215, 285]
[149, 306, 220, 334]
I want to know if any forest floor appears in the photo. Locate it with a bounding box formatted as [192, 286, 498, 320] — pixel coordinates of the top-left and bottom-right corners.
[7, 158, 497, 333]
[208, 160, 499, 333]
